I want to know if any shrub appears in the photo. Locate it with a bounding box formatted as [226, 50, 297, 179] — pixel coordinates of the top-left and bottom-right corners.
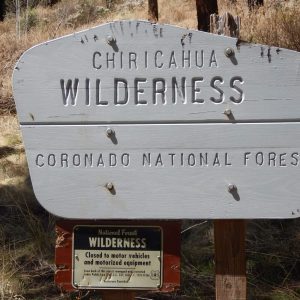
[68, 0, 110, 27]
[20, 8, 39, 32]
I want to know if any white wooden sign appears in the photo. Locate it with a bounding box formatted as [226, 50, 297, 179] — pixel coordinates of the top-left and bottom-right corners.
[13, 21, 300, 219]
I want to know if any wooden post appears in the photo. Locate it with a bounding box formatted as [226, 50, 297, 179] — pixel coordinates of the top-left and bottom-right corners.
[214, 220, 247, 300]
[209, 11, 246, 300]
[148, 0, 158, 23]
[210, 12, 240, 37]
[102, 291, 136, 300]
[196, 0, 218, 32]
[0, 0, 5, 21]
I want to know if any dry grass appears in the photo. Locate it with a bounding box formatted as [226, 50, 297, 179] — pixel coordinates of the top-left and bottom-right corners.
[0, 0, 300, 299]
[1, 0, 300, 114]
[158, 0, 197, 28]
[219, 0, 300, 50]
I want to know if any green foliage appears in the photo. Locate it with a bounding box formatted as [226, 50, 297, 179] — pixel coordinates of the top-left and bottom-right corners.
[20, 8, 39, 32]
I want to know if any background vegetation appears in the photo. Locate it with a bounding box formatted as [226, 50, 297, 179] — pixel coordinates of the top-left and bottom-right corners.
[0, 0, 300, 299]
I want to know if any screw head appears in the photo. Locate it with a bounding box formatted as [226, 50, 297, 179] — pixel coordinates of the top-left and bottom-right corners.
[106, 35, 115, 44]
[228, 184, 237, 193]
[74, 282, 78, 287]
[224, 109, 232, 116]
[106, 182, 114, 190]
[106, 128, 114, 137]
[225, 47, 235, 57]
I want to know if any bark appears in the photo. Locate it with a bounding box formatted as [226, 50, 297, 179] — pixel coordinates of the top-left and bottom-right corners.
[0, 0, 6, 21]
[148, 0, 158, 22]
[196, 0, 218, 32]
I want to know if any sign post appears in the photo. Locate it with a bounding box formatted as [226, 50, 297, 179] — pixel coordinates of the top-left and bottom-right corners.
[209, 12, 246, 300]
[12, 10, 300, 299]
[12, 21, 300, 220]
[214, 220, 246, 299]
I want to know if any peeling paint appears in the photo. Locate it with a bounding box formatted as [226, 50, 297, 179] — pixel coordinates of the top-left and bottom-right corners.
[55, 228, 71, 248]
[267, 47, 272, 63]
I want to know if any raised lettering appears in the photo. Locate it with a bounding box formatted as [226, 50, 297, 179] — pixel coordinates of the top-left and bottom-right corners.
[60, 79, 79, 106]
[36, 154, 44, 167]
[209, 50, 218, 67]
[172, 77, 186, 104]
[134, 78, 147, 105]
[114, 78, 128, 105]
[106, 52, 115, 68]
[153, 78, 166, 104]
[195, 50, 204, 68]
[210, 76, 224, 103]
[155, 50, 163, 68]
[230, 76, 244, 103]
[92, 51, 101, 69]
[182, 50, 191, 68]
[129, 52, 137, 69]
[96, 79, 108, 106]
[169, 51, 178, 68]
[192, 77, 204, 103]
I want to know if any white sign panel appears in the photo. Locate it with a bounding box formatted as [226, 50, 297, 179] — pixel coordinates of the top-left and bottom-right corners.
[72, 226, 162, 289]
[13, 20, 300, 123]
[12, 21, 300, 219]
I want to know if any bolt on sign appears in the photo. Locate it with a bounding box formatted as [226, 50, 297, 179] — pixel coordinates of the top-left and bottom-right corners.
[13, 20, 300, 219]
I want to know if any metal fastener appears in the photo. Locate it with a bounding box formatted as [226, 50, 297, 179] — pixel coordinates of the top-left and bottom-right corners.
[225, 47, 235, 57]
[106, 128, 114, 137]
[228, 184, 237, 193]
[74, 282, 78, 287]
[106, 182, 114, 191]
[106, 35, 115, 44]
[224, 109, 232, 116]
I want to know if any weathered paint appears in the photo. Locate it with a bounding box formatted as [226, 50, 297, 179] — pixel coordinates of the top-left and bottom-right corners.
[13, 21, 300, 124]
[12, 20, 300, 219]
[55, 220, 180, 292]
[23, 123, 300, 219]
[73, 225, 162, 289]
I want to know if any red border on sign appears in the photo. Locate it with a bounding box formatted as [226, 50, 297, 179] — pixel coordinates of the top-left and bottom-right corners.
[55, 220, 180, 293]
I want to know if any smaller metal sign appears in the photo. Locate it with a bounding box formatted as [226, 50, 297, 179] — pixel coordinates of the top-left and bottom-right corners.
[72, 225, 162, 289]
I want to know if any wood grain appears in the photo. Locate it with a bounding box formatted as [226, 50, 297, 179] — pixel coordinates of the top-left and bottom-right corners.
[214, 220, 246, 300]
[148, 0, 158, 22]
[13, 20, 300, 124]
[22, 123, 300, 219]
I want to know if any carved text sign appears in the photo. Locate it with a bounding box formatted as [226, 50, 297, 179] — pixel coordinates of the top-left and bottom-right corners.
[13, 21, 300, 219]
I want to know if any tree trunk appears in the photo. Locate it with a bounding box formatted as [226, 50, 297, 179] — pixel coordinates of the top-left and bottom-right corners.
[0, 0, 6, 22]
[148, 0, 158, 22]
[196, 0, 218, 32]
